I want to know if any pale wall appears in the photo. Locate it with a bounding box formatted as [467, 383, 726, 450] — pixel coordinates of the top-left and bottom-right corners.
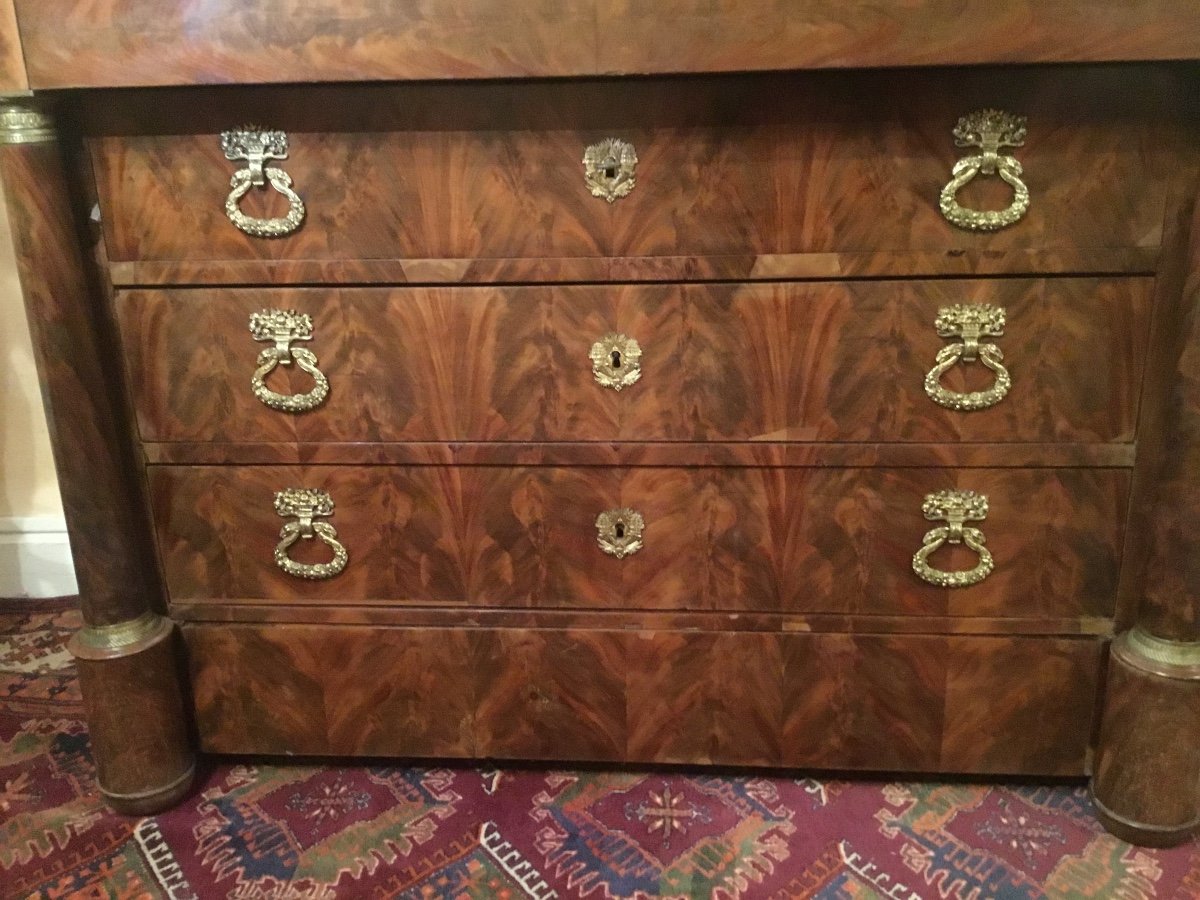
[0, 175, 76, 596]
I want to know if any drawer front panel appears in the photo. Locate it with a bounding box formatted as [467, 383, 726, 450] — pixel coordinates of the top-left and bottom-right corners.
[89, 70, 1180, 267]
[93, 129, 610, 263]
[120, 278, 1152, 444]
[185, 623, 1102, 776]
[150, 465, 1127, 619]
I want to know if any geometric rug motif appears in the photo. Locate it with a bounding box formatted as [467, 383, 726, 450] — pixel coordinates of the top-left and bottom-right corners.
[2, 597, 1198, 899]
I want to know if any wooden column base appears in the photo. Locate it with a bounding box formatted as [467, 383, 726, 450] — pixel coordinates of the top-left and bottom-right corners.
[1091, 628, 1200, 847]
[68, 613, 195, 815]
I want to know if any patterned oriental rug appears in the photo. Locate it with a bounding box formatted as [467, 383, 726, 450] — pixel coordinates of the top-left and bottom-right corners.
[2, 598, 1198, 900]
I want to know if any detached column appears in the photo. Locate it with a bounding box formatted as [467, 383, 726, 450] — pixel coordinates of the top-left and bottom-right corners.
[1092, 197, 1200, 847]
[0, 98, 194, 813]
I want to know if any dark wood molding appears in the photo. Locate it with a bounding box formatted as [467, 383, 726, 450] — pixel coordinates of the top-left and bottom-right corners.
[11, 0, 1200, 89]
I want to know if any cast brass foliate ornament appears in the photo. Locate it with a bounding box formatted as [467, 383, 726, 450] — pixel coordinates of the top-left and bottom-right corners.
[222, 128, 306, 237]
[940, 109, 1030, 231]
[589, 332, 642, 391]
[274, 488, 348, 580]
[924, 304, 1011, 411]
[583, 138, 638, 202]
[0, 102, 55, 144]
[912, 490, 994, 588]
[249, 309, 330, 412]
[596, 508, 645, 559]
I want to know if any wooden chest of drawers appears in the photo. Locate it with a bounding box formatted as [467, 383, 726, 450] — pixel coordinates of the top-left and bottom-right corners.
[2, 1, 1198, 846]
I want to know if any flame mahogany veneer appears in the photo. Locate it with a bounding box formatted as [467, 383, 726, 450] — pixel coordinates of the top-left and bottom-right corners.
[118, 280, 1152, 446]
[2, 3, 1198, 843]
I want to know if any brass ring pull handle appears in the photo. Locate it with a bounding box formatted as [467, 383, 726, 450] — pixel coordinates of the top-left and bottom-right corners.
[249, 309, 329, 413]
[584, 138, 637, 202]
[924, 304, 1011, 411]
[939, 109, 1030, 232]
[274, 488, 348, 580]
[221, 128, 305, 238]
[590, 332, 642, 391]
[596, 508, 645, 558]
[912, 490, 994, 588]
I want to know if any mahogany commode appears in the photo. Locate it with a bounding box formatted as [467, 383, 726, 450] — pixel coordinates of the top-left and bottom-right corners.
[1, 1, 1197, 846]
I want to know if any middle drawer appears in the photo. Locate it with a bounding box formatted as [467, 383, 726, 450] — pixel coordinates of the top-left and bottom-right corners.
[119, 278, 1151, 444]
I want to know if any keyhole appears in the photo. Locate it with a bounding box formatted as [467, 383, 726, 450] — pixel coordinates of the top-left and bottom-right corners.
[611, 350, 622, 369]
[604, 162, 618, 180]
[614, 521, 625, 539]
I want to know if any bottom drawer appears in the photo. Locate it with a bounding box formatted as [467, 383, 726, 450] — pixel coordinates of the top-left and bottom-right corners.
[184, 624, 1102, 776]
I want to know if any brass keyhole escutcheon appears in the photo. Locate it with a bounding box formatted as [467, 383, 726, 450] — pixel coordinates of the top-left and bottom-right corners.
[590, 333, 642, 392]
[583, 138, 638, 202]
[596, 508, 644, 559]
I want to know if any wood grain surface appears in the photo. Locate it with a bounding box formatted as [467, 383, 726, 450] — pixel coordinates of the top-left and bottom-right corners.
[0, 130, 162, 625]
[1092, 640, 1200, 842]
[139, 441, 1137, 469]
[169, 602, 1114, 638]
[105, 246, 1162, 287]
[119, 279, 1153, 446]
[1123, 197, 1200, 642]
[15, 0, 1200, 88]
[87, 67, 1186, 269]
[184, 622, 1103, 775]
[148, 465, 1128, 619]
[72, 627, 194, 812]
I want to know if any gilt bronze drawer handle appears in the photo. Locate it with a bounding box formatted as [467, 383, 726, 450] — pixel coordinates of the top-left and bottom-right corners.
[924, 304, 1011, 411]
[596, 508, 645, 558]
[590, 332, 642, 391]
[249, 309, 330, 412]
[939, 109, 1030, 232]
[221, 128, 306, 237]
[912, 490, 994, 588]
[274, 488, 348, 580]
[584, 138, 637, 202]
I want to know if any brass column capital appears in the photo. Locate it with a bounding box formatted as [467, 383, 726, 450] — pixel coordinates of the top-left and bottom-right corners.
[0, 97, 55, 144]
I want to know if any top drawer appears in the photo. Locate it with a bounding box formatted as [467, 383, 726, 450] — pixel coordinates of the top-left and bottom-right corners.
[87, 67, 1187, 281]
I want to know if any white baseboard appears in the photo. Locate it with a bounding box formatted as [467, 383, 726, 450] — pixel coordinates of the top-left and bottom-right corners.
[0, 516, 79, 598]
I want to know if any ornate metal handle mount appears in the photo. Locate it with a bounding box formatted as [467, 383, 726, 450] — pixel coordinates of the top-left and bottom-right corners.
[924, 304, 1011, 411]
[221, 128, 305, 237]
[274, 488, 348, 580]
[596, 508, 645, 558]
[249, 309, 330, 413]
[584, 138, 637, 202]
[939, 109, 1030, 232]
[912, 490, 994, 588]
[590, 332, 642, 391]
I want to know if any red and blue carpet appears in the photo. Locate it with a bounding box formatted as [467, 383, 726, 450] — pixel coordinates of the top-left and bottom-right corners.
[2, 598, 1197, 899]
